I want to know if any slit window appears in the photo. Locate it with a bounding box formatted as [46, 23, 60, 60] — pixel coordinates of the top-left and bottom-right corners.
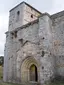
[14, 31, 17, 38]
[41, 51, 45, 57]
[16, 11, 20, 21]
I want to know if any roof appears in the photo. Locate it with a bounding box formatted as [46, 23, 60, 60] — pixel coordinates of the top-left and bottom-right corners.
[5, 19, 39, 34]
[51, 10, 64, 19]
[14, 19, 39, 32]
[9, 1, 42, 14]
[6, 13, 51, 34]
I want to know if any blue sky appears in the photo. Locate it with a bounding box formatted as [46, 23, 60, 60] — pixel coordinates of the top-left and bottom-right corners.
[0, 0, 64, 56]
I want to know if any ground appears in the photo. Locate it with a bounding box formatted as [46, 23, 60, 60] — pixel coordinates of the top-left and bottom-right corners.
[0, 66, 64, 85]
[0, 81, 64, 85]
[48, 80, 64, 85]
[0, 82, 21, 85]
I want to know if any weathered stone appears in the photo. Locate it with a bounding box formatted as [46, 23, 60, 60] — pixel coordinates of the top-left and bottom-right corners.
[3, 1, 64, 85]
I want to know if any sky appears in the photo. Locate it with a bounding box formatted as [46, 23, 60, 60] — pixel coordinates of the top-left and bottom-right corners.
[0, 0, 64, 56]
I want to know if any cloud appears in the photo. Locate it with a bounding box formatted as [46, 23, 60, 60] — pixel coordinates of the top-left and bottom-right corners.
[0, 13, 9, 56]
[49, 0, 64, 14]
[25, 0, 54, 13]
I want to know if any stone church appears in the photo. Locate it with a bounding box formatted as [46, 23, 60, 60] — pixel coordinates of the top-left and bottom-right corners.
[3, 1, 64, 84]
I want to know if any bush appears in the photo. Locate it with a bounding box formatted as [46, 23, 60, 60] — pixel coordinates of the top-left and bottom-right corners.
[0, 56, 4, 66]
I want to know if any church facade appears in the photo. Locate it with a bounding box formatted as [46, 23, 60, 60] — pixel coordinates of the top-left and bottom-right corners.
[3, 1, 64, 84]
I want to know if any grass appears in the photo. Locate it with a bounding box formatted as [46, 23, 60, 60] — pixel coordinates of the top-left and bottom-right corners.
[0, 80, 64, 85]
[0, 82, 21, 85]
[0, 81, 63, 85]
[0, 81, 64, 85]
[48, 80, 64, 85]
[0, 66, 3, 80]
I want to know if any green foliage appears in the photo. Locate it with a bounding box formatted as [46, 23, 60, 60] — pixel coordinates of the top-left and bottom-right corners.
[0, 66, 3, 80]
[0, 80, 64, 85]
[0, 82, 21, 85]
[48, 80, 64, 85]
[0, 56, 4, 66]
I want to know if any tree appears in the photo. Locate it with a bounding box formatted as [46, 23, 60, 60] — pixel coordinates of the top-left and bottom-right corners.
[0, 56, 4, 66]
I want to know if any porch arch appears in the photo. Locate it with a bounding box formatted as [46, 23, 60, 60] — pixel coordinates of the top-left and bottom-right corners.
[21, 57, 39, 82]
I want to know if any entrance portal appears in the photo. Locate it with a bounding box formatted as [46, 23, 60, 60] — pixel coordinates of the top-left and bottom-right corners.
[21, 57, 39, 82]
[30, 64, 38, 82]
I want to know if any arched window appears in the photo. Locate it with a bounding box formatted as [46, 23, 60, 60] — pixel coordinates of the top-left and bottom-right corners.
[31, 14, 33, 18]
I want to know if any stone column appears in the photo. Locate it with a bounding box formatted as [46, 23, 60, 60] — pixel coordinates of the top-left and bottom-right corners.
[3, 32, 13, 82]
[3, 32, 9, 82]
[39, 13, 54, 84]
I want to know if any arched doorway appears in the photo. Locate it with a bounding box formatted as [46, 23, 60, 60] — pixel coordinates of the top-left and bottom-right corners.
[21, 57, 39, 82]
[30, 64, 38, 82]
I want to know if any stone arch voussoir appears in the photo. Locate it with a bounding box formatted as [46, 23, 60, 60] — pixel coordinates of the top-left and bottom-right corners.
[21, 56, 40, 82]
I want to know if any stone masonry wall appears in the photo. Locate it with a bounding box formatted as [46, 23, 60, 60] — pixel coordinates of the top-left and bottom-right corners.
[4, 2, 42, 82]
[52, 15, 64, 76]
[9, 3, 25, 31]
[4, 3, 64, 83]
[39, 14, 55, 84]
[4, 32, 13, 81]
[9, 2, 41, 31]
[4, 14, 56, 83]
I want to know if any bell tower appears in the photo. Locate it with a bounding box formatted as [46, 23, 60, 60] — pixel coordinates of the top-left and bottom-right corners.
[8, 1, 42, 31]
